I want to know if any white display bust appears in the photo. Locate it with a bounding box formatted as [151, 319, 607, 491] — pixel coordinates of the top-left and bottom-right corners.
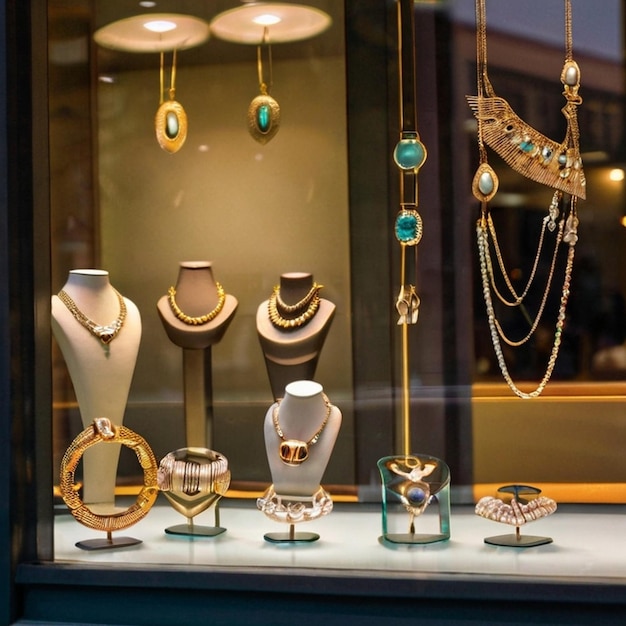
[51, 269, 141, 508]
[256, 273, 335, 399]
[263, 380, 341, 497]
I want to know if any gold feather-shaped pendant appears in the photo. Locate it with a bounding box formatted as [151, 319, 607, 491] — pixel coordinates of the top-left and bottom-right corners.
[467, 95, 585, 199]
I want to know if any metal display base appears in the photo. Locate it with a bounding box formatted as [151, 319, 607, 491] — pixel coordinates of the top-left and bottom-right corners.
[264, 524, 319, 544]
[165, 524, 226, 537]
[380, 532, 449, 545]
[484, 533, 553, 548]
[263, 524, 320, 543]
[75, 534, 142, 551]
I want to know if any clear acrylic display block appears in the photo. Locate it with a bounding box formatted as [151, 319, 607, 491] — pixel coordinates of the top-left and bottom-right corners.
[377, 454, 451, 545]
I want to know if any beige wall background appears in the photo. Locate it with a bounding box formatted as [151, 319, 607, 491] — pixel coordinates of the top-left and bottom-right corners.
[97, 54, 355, 483]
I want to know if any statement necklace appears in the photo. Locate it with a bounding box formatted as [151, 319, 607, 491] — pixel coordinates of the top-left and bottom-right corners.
[58, 289, 127, 347]
[267, 283, 323, 330]
[468, 0, 583, 399]
[167, 283, 225, 325]
[272, 393, 332, 466]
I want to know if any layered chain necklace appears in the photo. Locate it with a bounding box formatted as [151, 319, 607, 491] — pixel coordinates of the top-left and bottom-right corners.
[57, 289, 127, 349]
[267, 282, 323, 330]
[167, 282, 226, 325]
[467, 0, 584, 398]
[272, 393, 332, 466]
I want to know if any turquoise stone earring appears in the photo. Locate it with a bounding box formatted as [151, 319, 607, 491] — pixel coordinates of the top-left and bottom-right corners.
[247, 86, 280, 145]
[248, 28, 280, 144]
[155, 50, 187, 154]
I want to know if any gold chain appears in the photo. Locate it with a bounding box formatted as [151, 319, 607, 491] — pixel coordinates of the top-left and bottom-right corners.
[275, 282, 323, 314]
[267, 286, 321, 329]
[57, 289, 127, 345]
[167, 283, 225, 325]
[472, 0, 581, 397]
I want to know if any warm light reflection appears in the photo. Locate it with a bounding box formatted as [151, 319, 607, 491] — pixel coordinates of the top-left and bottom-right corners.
[253, 14, 282, 26]
[143, 19, 177, 33]
[620, 216, 626, 228]
[609, 168, 625, 182]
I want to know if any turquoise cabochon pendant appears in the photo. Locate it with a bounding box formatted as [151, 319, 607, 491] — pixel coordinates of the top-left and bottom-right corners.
[155, 100, 188, 154]
[395, 208, 423, 246]
[247, 93, 280, 144]
[393, 132, 427, 171]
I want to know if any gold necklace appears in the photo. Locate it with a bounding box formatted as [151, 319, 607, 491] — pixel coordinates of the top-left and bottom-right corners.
[267, 284, 322, 330]
[275, 282, 323, 314]
[469, 0, 582, 399]
[57, 289, 127, 345]
[272, 393, 332, 466]
[167, 283, 225, 325]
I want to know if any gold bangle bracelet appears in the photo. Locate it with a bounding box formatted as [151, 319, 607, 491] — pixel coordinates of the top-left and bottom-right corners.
[59, 418, 158, 533]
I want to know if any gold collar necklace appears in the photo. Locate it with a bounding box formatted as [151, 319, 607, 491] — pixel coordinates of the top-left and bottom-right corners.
[272, 393, 332, 466]
[58, 288, 127, 346]
[468, 0, 583, 398]
[167, 283, 225, 326]
[267, 283, 323, 330]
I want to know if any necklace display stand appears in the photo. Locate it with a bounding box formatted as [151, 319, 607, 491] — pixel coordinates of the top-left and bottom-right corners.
[476, 484, 557, 548]
[257, 380, 341, 543]
[256, 273, 335, 400]
[158, 447, 231, 537]
[376, 0, 449, 547]
[52, 269, 141, 509]
[157, 261, 238, 450]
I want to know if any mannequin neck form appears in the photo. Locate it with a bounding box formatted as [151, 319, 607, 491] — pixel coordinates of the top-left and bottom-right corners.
[264, 380, 342, 497]
[278, 272, 315, 305]
[172, 261, 221, 316]
[63, 269, 112, 293]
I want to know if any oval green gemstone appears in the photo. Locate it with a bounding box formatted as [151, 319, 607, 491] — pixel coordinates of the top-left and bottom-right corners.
[256, 104, 271, 133]
[393, 139, 426, 170]
[165, 111, 179, 139]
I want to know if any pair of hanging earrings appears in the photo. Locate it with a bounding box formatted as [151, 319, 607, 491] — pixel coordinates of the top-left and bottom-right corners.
[154, 29, 280, 154]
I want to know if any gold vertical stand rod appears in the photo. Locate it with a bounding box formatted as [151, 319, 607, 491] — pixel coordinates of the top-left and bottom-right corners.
[396, 0, 416, 457]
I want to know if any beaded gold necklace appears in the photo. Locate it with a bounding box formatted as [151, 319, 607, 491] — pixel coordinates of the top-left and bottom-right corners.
[167, 283, 225, 325]
[267, 283, 323, 330]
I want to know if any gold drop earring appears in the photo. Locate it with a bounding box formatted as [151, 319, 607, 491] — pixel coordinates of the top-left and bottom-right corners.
[247, 27, 280, 144]
[155, 49, 188, 153]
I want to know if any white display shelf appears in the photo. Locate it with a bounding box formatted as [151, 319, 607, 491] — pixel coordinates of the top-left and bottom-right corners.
[53, 498, 626, 584]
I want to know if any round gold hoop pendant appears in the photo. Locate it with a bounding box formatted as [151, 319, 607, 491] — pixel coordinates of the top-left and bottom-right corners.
[59, 418, 159, 533]
[247, 93, 280, 144]
[155, 100, 188, 153]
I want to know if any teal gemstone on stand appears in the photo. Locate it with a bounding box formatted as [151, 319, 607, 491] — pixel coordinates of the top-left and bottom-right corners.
[395, 210, 423, 245]
[393, 138, 427, 170]
[165, 111, 179, 139]
[256, 104, 271, 133]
